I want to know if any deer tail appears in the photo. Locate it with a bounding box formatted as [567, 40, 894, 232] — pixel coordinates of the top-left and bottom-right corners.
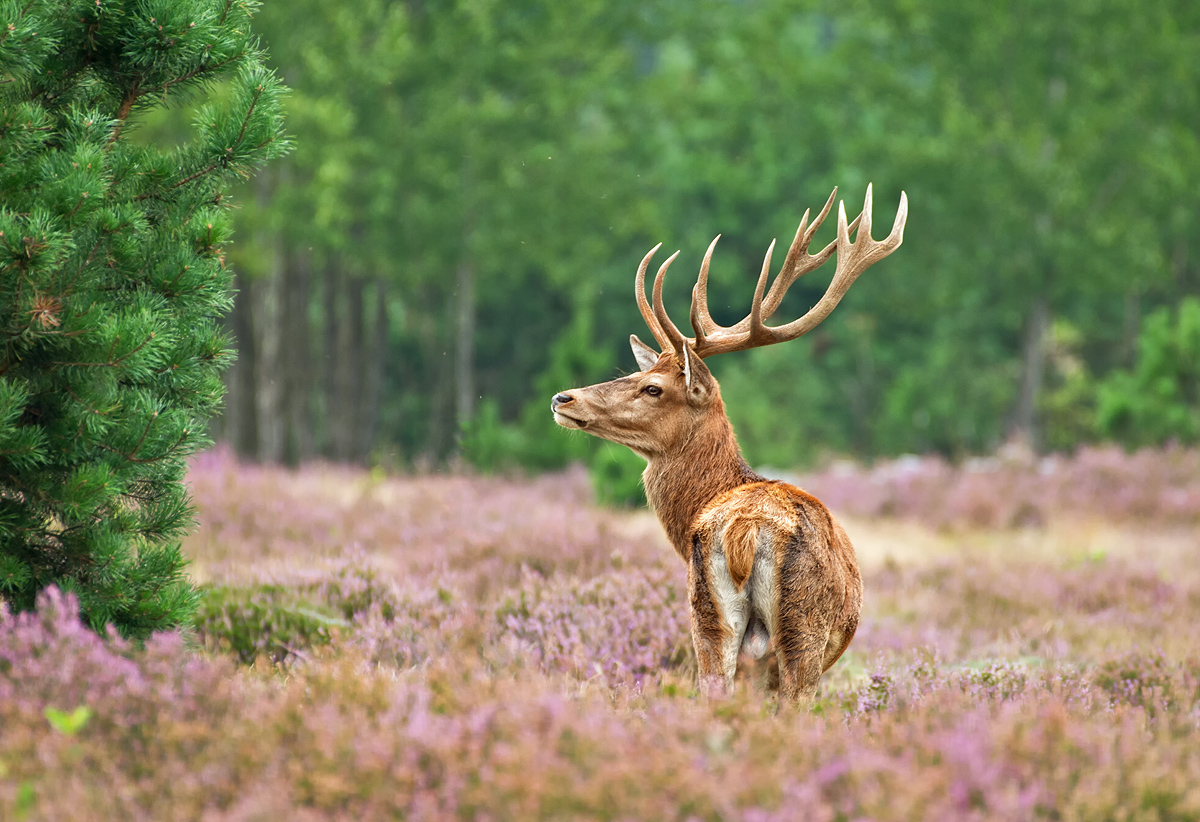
[722, 515, 759, 592]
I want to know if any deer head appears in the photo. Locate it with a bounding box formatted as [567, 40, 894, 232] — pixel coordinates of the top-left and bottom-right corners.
[551, 184, 908, 465]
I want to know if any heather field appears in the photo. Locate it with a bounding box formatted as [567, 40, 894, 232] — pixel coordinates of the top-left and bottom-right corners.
[3, 447, 1200, 820]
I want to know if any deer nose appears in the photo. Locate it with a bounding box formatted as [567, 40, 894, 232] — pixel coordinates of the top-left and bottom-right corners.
[551, 392, 574, 411]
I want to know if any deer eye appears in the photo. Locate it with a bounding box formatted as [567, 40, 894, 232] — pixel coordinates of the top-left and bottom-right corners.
[642, 385, 662, 397]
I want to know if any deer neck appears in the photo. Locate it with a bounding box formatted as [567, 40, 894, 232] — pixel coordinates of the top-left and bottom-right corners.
[642, 405, 761, 560]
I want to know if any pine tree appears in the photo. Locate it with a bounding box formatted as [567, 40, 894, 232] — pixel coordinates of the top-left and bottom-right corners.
[0, 0, 288, 637]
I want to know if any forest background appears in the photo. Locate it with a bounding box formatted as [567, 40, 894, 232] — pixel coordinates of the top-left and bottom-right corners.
[149, 0, 1200, 501]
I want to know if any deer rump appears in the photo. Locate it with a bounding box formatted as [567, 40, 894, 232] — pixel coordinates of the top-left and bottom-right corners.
[693, 481, 860, 676]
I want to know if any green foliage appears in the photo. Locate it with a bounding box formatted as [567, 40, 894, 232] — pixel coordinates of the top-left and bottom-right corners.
[192, 583, 349, 664]
[1096, 298, 1200, 446]
[43, 705, 92, 736]
[0, 0, 287, 636]
[213, 0, 1200, 476]
[589, 444, 647, 508]
[718, 346, 851, 468]
[462, 401, 647, 507]
[459, 399, 527, 473]
[1040, 320, 1101, 452]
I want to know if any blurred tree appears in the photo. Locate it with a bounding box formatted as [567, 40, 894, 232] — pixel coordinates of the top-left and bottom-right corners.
[226, 0, 658, 469]
[215, 0, 409, 464]
[0, 0, 288, 635]
[1096, 297, 1200, 446]
[209, 0, 1200, 480]
[837, 0, 1200, 453]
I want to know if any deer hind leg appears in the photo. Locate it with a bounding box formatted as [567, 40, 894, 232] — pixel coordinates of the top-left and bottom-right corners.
[774, 541, 842, 703]
[688, 536, 748, 697]
[822, 611, 859, 673]
[774, 621, 831, 702]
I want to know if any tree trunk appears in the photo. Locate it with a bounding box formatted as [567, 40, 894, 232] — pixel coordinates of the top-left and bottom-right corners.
[359, 277, 388, 461]
[330, 273, 366, 462]
[453, 145, 477, 458]
[425, 288, 455, 463]
[454, 257, 476, 443]
[240, 168, 285, 463]
[250, 253, 284, 463]
[321, 261, 339, 459]
[221, 271, 259, 458]
[1009, 292, 1050, 448]
[282, 247, 314, 465]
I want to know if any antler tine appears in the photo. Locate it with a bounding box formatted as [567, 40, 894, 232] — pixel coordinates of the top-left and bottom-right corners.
[888, 190, 908, 246]
[635, 243, 670, 351]
[759, 207, 812, 321]
[760, 188, 834, 321]
[760, 185, 907, 342]
[858, 182, 874, 243]
[650, 250, 689, 353]
[761, 187, 865, 322]
[689, 235, 722, 341]
[689, 185, 907, 359]
[688, 191, 836, 351]
[689, 282, 708, 347]
[747, 238, 776, 340]
[687, 187, 857, 356]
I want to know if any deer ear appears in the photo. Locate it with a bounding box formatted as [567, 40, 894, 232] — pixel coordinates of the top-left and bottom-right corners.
[629, 334, 660, 372]
[680, 345, 713, 406]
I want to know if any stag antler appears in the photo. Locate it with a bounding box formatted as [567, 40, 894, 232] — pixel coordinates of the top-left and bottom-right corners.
[635, 184, 907, 360]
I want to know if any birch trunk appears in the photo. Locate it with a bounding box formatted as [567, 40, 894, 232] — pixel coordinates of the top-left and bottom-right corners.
[282, 248, 314, 464]
[454, 257, 475, 440]
[1009, 292, 1050, 447]
[358, 277, 388, 461]
[250, 253, 284, 463]
[220, 271, 259, 457]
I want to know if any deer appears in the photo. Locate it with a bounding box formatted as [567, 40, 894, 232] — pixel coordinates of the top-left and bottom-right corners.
[550, 184, 907, 702]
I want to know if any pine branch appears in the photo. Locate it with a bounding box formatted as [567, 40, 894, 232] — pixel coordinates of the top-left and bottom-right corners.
[49, 332, 156, 369]
[0, 1, 37, 48]
[233, 85, 263, 146]
[107, 80, 142, 146]
[96, 431, 188, 465]
[139, 84, 270, 198]
[1, 0, 286, 638]
[150, 52, 245, 99]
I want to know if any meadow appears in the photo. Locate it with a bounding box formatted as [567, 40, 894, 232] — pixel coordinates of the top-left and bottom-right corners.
[2, 446, 1199, 820]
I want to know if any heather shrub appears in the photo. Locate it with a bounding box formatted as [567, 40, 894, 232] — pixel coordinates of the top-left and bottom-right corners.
[186, 448, 662, 598]
[0, 587, 235, 736]
[1092, 650, 1182, 712]
[860, 554, 1190, 664]
[853, 671, 894, 714]
[795, 444, 1200, 527]
[959, 661, 1032, 702]
[497, 566, 692, 685]
[350, 587, 480, 670]
[10, 594, 1200, 822]
[194, 557, 468, 665]
[8, 454, 1200, 820]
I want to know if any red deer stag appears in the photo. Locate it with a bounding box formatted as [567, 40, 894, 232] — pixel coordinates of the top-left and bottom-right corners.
[551, 185, 908, 702]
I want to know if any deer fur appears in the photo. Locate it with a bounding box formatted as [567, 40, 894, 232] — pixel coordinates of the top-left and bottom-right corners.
[552, 349, 861, 701]
[551, 186, 905, 702]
